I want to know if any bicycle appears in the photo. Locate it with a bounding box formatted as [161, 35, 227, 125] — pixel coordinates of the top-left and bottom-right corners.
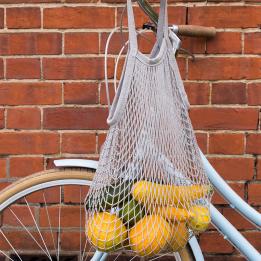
[0, 21, 260, 261]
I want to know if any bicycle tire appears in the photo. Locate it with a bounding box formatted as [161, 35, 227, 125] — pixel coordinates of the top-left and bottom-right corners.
[0, 168, 196, 261]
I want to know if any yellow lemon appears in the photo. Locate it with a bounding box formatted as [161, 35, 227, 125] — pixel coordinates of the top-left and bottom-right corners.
[86, 212, 127, 252]
[188, 206, 211, 232]
[129, 215, 171, 257]
[168, 222, 189, 252]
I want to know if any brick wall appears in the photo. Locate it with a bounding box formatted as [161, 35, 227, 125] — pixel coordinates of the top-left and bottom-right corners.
[0, 0, 260, 260]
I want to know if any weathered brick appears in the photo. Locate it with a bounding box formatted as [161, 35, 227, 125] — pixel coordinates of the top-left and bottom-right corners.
[208, 157, 254, 180]
[61, 133, 96, 154]
[0, 109, 4, 129]
[0, 33, 62, 55]
[0, 132, 59, 155]
[64, 32, 99, 54]
[10, 157, 44, 177]
[43, 58, 114, 80]
[0, 82, 62, 105]
[44, 7, 115, 29]
[212, 83, 246, 104]
[189, 108, 259, 130]
[207, 32, 241, 54]
[195, 132, 208, 154]
[247, 83, 261, 105]
[184, 82, 210, 105]
[43, 107, 108, 130]
[242, 231, 261, 251]
[209, 133, 245, 154]
[245, 33, 261, 54]
[246, 133, 261, 154]
[0, 158, 6, 178]
[7, 8, 41, 29]
[188, 57, 261, 80]
[6, 58, 40, 79]
[7, 107, 41, 129]
[248, 183, 261, 206]
[188, 6, 261, 28]
[64, 82, 98, 104]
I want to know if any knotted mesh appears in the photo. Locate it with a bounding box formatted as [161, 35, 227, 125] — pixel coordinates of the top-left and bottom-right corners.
[85, 0, 213, 258]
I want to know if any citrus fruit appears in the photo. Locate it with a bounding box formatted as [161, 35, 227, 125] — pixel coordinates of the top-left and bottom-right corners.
[118, 199, 145, 226]
[168, 222, 189, 252]
[129, 215, 171, 257]
[188, 205, 211, 232]
[86, 212, 127, 252]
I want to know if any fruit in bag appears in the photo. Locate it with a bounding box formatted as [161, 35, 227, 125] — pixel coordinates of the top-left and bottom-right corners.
[188, 205, 211, 232]
[86, 212, 127, 251]
[168, 222, 189, 252]
[153, 206, 192, 222]
[132, 180, 211, 207]
[129, 215, 171, 257]
[118, 199, 145, 227]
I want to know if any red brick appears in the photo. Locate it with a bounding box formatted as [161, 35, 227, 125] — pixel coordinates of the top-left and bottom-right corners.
[60, 231, 89, 251]
[184, 82, 210, 105]
[100, 82, 115, 106]
[0, 109, 4, 129]
[188, 6, 261, 28]
[209, 133, 245, 155]
[207, 32, 241, 54]
[222, 208, 255, 230]
[7, 107, 41, 129]
[7, 8, 41, 29]
[245, 33, 261, 54]
[0, 82, 62, 105]
[39, 205, 85, 228]
[6, 58, 40, 79]
[61, 133, 96, 154]
[205, 256, 245, 261]
[0, 158, 6, 178]
[177, 57, 186, 80]
[257, 158, 261, 180]
[117, 6, 186, 28]
[64, 185, 89, 203]
[0, 33, 62, 55]
[247, 83, 261, 105]
[181, 36, 206, 54]
[212, 182, 245, 204]
[189, 108, 259, 130]
[43, 58, 114, 80]
[188, 57, 261, 80]
[0, 9, 4, 28]
[200, 232, 234, 253]
[44, 7, 115, 29]
[43, 107, 108, 130]
[2, 205, 36, 226]
[0, 0, 60, 2]
[64, 82, 98, 104]
[248, 183, 261, 206]
[195, 132, 208, 154]
[208, 157, 254, 180]
[0, 132, 59, 155]
[246, 134, 261, 154]
[64, 32, 99, 54]
[9, 157, 44, 177]
[242, 231, 261, 251]
[98, 132, 107, 153]
[212, 83, 246, 104]
[0, 59, 5, 79]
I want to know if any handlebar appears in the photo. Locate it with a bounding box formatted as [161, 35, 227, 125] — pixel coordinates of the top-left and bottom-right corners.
[173, 25, 216, 38]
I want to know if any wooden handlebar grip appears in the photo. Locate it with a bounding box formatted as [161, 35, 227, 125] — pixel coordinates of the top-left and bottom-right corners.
[177, 25, 216, 38]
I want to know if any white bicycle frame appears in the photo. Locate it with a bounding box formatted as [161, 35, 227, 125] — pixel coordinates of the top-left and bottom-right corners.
[54, 150, 261, 261]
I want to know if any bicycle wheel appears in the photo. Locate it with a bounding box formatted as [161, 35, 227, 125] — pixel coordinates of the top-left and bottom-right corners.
[0, 168, 195, 261]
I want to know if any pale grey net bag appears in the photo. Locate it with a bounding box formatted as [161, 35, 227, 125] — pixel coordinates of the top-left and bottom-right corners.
[85, 0, 213, 257]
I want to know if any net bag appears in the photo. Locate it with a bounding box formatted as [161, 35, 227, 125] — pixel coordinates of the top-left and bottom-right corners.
[85, 0, 213, 257]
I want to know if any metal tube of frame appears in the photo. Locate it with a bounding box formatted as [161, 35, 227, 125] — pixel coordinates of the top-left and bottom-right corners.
[210, 204, 261, 260]
[200, 150, 261, 229]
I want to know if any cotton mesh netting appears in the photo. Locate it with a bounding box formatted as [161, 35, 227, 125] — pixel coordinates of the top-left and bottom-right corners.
[85, 0, 213, 258]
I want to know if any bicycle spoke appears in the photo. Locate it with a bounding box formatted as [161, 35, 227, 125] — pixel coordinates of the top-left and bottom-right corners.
[24, 198, 53, 261]
[80, 186, 82, 261]
[0, 249, 16, 261]
[57, 186, 62, 261]
[8, 206, 50, 258]
[0, 228, 22, 261]
[42, 190, 59, 261]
